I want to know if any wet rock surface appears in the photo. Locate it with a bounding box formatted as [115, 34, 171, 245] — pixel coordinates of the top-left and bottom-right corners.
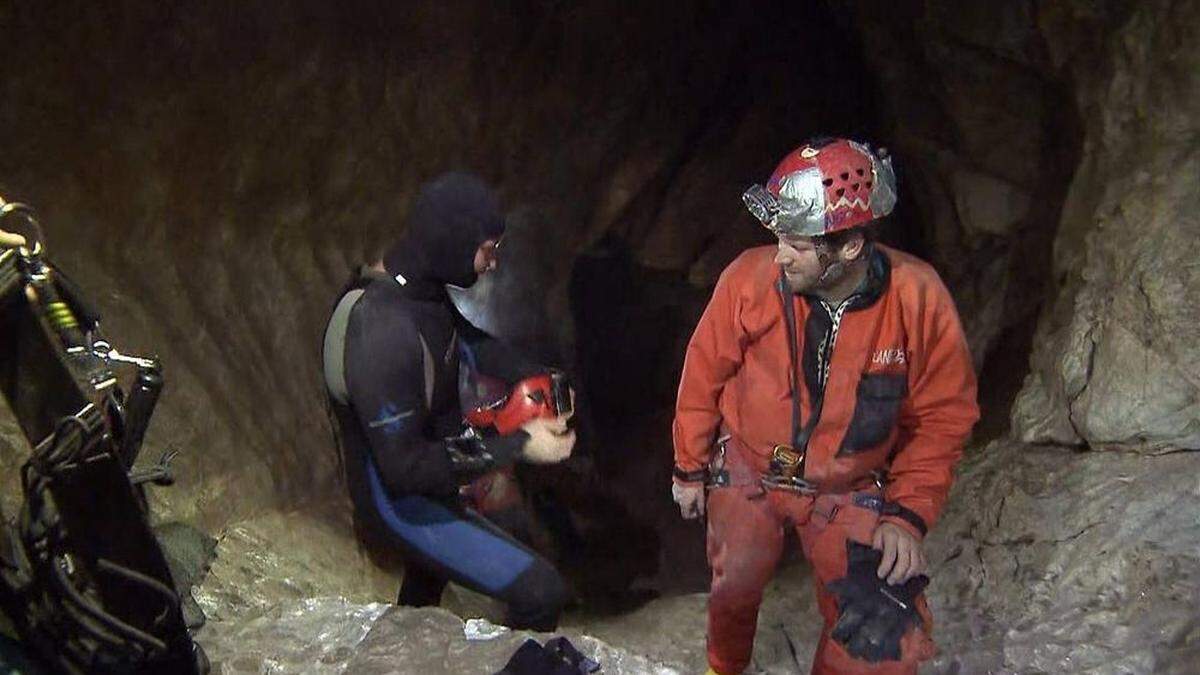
[200, 598, 389, 674]
[185, 500, 821, 673]
[191, 507, 395, 623]
[155, 521, 219, 629]
[926, 440, 1200, 674]
[187, 439, 1200, 674]
[191, 515, 823, 674]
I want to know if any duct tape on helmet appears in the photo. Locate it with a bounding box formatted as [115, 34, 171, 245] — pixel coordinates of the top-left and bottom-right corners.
[743, 139, 898, 237]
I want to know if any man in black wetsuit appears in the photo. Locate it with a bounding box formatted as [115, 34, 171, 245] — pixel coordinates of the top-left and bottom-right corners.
[322, 172, 575, 631]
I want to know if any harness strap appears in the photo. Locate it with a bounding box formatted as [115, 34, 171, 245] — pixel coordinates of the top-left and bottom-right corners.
[777, 271, 824, 473]
[672, 466, 709, 483]
[852, 494, 928, 536]
[777, 272, 801, 449]
[324, 267, 443, 410]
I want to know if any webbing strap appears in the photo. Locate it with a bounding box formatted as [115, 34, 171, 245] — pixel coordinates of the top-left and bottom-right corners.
[777, 272, 823, 466]
[323, 268, 437, 411]
[778, 273, 802, 448]
[323, 288, 365, 406]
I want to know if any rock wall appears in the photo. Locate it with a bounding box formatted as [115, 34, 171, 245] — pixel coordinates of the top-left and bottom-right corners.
[1012, 0, 1200, 451]
[925, 439, 1200, 673]
[848, 0, 1083, 422]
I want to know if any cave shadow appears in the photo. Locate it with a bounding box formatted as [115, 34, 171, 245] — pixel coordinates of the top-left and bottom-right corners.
[564, 233, 717, 606]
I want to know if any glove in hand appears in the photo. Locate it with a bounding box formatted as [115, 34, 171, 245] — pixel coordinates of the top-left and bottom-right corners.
[826, 540, 929, 662]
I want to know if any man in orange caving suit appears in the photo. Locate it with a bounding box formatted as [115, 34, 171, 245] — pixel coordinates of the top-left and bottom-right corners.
[672, 137, 979, 674]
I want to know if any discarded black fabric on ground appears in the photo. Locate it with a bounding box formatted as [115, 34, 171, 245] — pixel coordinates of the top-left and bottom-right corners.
[495, 636, 600, 675]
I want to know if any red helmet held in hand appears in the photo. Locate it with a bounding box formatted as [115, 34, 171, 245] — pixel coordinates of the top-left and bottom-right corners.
[465, 371, 573, 435]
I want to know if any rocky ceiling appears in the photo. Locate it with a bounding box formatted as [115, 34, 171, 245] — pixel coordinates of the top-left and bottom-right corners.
[0, 0, 1196, 673]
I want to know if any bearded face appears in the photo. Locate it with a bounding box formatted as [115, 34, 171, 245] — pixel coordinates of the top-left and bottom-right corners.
[775, 234, 859, 294]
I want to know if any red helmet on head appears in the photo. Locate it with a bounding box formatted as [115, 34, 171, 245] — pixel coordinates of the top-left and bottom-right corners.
[743, 137, 897, 237]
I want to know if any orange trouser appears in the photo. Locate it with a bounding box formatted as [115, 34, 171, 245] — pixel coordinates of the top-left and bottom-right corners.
[705, 443, 935, 675]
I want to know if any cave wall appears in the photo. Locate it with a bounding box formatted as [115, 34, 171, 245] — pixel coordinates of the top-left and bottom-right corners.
[916, 2, 1200, 670]
[847, 0, 1082, 414]
[1011, 0, 1200, 451]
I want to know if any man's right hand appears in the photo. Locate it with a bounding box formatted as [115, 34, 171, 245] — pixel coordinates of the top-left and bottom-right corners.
[519, 415, 576, 464]
[672, 482, 706, 519]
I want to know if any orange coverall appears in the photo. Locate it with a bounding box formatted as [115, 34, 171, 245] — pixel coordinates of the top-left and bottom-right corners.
[673, 244, 978, 674]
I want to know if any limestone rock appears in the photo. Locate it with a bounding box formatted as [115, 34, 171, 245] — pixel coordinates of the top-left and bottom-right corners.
[951, 169, 1032, 238]
[848, 0, 1075, 371]
[1012, 0, 1200, 451]
[192, 508, 395, 623]
[199, 599, 685, 675]
[575, 565, 825, 675]
[922, 440, 1200, 673]
[155, 521, 219, 629]
[347, 607, 681, 675]
[198, 598, 389, 674]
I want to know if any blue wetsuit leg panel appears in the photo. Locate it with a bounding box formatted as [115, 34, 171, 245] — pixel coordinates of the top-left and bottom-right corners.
[365, 458, 534, 595]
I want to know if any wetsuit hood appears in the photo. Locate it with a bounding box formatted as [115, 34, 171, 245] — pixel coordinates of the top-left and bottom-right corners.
[383, 172, 506, 291]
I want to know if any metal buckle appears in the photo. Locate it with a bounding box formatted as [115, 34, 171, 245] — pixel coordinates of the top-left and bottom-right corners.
[760, 474, 818, 495]
[706, 435, 732, 488]
[762, 443, 813, 493]
[770, 444, 804, 475]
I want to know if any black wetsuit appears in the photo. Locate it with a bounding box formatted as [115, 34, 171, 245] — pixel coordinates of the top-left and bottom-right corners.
[323, 173, 567, 630]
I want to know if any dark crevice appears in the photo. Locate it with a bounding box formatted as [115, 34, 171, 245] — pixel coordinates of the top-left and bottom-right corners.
[942, 545, 964, 565]
[980, 521, 1103, 548]
[618, 26, 754, 254]
[782, 626, 803, 670]
[565, 0, 887, 593]
[974, 54, 1085, 442]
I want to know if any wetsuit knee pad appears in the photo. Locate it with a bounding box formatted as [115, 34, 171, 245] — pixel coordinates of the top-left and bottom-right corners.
[504, 559, 569, 631]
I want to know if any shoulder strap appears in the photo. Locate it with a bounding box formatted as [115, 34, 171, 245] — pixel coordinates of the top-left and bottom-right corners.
[324, 266, 432, 406]
[778, 272, 803, 448]
[777, 271, 823, 467]
[323, 288, 365, 406]
[325, 266, 440, 411]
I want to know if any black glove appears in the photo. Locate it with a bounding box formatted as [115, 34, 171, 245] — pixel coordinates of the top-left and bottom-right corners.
[444, 430, 526, 483]
[825, 540, 929, 662]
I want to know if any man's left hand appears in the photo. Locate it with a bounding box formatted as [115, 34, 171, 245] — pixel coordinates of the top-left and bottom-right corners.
[871, 522, 926, 586]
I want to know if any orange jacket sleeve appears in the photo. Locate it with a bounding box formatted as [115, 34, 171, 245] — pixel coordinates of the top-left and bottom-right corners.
[672, 259, 749, 481]
[881, 279, 979, 539]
